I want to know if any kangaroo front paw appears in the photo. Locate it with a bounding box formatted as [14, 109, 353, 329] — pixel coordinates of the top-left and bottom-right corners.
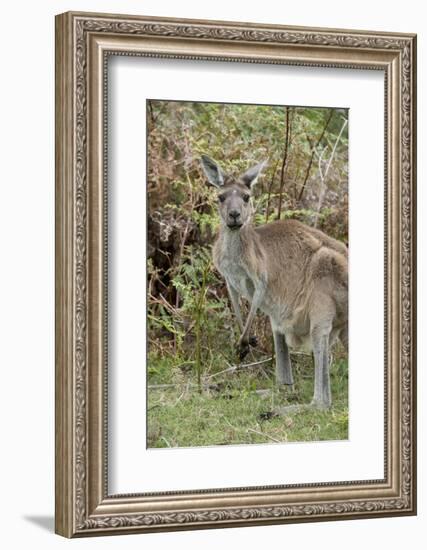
[249, 335, 258, 348]
[237, 337, 250, 361]
[310, 399, 331, 411]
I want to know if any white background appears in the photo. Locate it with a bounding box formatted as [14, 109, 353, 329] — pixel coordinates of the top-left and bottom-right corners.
[109, 59, 384, 493]
[0, 1, 424, 549]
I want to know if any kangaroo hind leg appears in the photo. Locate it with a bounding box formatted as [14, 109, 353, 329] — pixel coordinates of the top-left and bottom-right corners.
[271, 320, 293, 386]
[309, 295, 336, 410]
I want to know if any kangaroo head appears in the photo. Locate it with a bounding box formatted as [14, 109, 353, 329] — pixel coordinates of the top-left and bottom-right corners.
[200, 155, 267, 230]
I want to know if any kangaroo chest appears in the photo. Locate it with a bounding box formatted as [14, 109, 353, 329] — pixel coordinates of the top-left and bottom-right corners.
[218, 256, 254, 300]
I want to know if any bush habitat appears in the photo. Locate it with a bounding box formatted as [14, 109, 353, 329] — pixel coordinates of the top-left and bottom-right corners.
[147, 100, 349, 448]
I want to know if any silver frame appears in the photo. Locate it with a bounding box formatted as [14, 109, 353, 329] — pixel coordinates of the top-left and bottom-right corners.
[55, 11, 417, 537]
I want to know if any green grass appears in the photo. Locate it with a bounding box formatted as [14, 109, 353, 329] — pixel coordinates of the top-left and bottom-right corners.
[147, 348, 348, 448]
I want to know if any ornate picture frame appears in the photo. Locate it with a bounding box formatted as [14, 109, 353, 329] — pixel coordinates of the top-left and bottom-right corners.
[55, 11, 417, 537]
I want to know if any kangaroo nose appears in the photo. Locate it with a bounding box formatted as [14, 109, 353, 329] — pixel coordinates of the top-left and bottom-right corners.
[229, 210, 240, 220]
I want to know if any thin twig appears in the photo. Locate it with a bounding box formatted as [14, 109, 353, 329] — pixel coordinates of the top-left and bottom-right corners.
[148, 383, 182, 390]
[148, 361, 271, 388]
[314, 117, 348, 227]
[247, 428, 281, 443]
[207, 357, 272, 380]
[277, 107, 292, 220]
[147, 383, 276, 397]
[252, 389, 273, 396]
[265, 159, 280, 222]
[149, 292, 181, 318]
[298, 109, 334, 202]
[160, 436, 171, 448]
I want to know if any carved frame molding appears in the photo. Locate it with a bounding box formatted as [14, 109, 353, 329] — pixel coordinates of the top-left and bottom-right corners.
[55, 11, 416, 537]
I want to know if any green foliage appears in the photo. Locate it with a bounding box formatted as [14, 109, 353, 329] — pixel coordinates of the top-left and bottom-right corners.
[172, 247, 214, 389]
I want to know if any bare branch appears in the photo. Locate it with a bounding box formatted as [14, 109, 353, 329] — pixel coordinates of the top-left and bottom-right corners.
[206, 357, 273, 380]
[298, 109, 334, 202]
[247, 428, 282, 443]
[265, 159, 280, 222]
[277, 107, 292, 219]
[314, 117, 348, 227]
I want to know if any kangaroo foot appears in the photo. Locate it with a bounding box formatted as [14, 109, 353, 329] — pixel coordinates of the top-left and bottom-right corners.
[237, 335, 258, 360]
[310, 399, 331, 411]
[237, 340, 249, 360]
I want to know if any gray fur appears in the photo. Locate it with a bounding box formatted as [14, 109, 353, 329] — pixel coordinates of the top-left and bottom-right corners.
[200, 155, 225, 188]
[202, 157, 348, 413]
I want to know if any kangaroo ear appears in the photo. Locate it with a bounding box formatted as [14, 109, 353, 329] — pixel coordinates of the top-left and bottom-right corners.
[200, 155, 225, 188]
[240, 160, 268, 188]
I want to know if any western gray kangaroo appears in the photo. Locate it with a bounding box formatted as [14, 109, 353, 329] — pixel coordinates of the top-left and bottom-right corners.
[200, 155, 348, 412]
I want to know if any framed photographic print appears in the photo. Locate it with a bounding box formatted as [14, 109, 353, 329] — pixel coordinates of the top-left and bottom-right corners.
[55, 11, 417, 537]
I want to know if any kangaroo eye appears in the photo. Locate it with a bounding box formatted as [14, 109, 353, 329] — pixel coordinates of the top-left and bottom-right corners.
[218, 194, 226, 203]
[243, 194, 250, 203]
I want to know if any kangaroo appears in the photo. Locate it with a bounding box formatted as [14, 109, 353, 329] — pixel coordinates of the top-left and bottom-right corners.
[200, 155, 348, 412]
